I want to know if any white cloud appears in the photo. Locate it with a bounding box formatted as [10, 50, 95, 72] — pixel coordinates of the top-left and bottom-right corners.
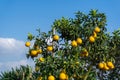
[0, 38, 27, 55]
[0, 37, 34, 72]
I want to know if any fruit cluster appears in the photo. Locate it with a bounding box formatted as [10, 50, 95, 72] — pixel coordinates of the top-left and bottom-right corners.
[89, 26, 100, 43]
[23, 10, 119, 80]
[98, 61, 115, 70]
[37, 72, 68, 80]
[25, 34, 59, 58]
[71, 37, 82, 47]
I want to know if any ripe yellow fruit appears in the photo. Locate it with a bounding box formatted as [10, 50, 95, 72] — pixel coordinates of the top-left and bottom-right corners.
[66, 74, 68, 80]
[48, 75, 55, 80]
[53, 35, 59, 41]
[89, 36, 95, 43]
[111, 65, 115, 69]
[93, 31, 97, 38]
[98, 62, 104, 69]
[25, 41, 30, 47]
[38, 76, 42, 80]
[30, 50, 38, 57]
[103, 63, 109, 70]
[71, 40, 77, 47]
[94, 27, 100, 33]
[104, 65, 109, 70]
[47, 46, 53, 51]
[59, 73, 66, 80]
[107, 62, 114, 69]
[76, 38, 82, 45]
[37, 49, 42, 54]
[39, 57, 44, 62]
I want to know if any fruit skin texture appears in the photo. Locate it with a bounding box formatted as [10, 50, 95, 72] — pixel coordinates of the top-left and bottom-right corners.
[25, 41, 30, 47]
[59, 73, 66, 80]
[103, 63, 109, 70]
[93, 31, 97, 38]
[39, 57, 44, 62]
[98, 62, 104, 69]
[53, 35, 59, 41]
[48, 75, 55, 80]
[37, 49, 42, 54]
[30, 50, 38, 57]
[89, 36, 95, 43]
[94, 27, 100, 33]
[107, 62, 114, 69]
[71, 40, 77, 47]
[66, 74, 68, 80]
[47, 46, 53, 51]
[76, 38, 82, 45]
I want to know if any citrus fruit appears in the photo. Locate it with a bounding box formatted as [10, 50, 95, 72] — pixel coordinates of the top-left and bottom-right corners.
[93, 31, 97, 38]
[103, 63, 109, 70]
[94, 27, 100, 33]
[111, 65, 115, 69]
[59, 72, 66, 80]
[107, 62, 114, 69]
[53, 35, 59, 41]
[25, 41, 30, 47]
[76, 38, 82, 45]
[39, 57, 44, 62]
[98, 62, 104, 69]
[48, 75, 55, 80]
[47, 46, 53, 51]
[37, 49, 42, 54]
[71, 40, 77, 47]
[66, 74, 68, 80]
[30, 50, 38, 57]
[89, 36, 95, 43]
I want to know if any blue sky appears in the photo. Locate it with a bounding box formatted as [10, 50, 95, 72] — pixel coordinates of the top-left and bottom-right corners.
[0, 0, 120, 72]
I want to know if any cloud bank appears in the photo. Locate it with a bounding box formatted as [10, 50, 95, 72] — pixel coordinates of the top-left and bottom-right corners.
[0, 38, 26, 55]
[0, 38, 34, 72]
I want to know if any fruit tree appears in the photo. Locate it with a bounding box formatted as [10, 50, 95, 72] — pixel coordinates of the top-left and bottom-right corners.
[25, 10, 120, 80]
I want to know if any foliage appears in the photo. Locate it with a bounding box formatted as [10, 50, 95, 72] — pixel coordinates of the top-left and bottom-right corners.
[1, 10, 120, 80]
[0, 65, 36, 80]
[24, 10, 120, 80]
